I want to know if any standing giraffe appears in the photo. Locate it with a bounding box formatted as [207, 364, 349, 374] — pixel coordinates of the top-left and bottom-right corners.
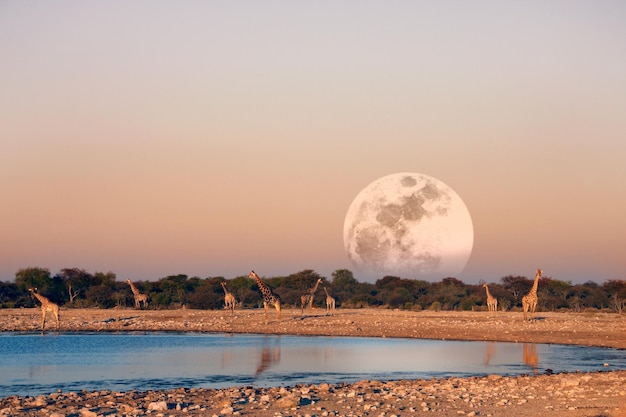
[220, 281, 236, 315]
[300, 278, 323, 314]
[126, 279, 149, 309]
[28, 288, 60, 331]
[248, 270, 281, 323]
[522, 269, 542, 321]
[323, 286, 336, 315]
[482, 283, 498, 313]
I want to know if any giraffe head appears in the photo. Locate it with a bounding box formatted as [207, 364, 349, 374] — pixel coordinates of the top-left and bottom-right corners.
[126, 279, 132, 284]
[482, 283, 488, 288]
[248, 270, 259, 280]
[28, 287, 38, 294]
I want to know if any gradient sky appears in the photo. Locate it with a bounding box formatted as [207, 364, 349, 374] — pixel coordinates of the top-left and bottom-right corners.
[2, 1, 625, 284]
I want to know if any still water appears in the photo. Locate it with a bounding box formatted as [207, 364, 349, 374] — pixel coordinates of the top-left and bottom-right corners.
[1, 332, 624, 398]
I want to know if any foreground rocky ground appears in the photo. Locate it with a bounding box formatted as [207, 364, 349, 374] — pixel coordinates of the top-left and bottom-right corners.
[1, 308, 625, 416]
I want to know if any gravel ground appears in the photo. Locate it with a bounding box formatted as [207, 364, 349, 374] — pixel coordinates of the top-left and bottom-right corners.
[1, 307, 625, 416]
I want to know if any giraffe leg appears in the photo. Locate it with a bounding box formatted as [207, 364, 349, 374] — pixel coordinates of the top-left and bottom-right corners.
[41, 310, 46, 331]
[275, 302, 281, 322]
[54, 308, 60, 330]
[263, 302, 269, 324]
[523, 301, 529, 321]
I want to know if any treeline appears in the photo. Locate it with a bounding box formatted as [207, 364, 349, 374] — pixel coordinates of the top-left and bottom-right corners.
[1, 267, 625, 313]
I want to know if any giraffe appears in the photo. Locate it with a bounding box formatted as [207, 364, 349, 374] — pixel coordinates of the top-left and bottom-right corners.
[323, 286, 336, 315]
[220, 281, 236, 315]
[28, 288, 60, 331]
[248, 270, 281, 323]
[482, 283, 498, 313]
[522, 269, 542, 321]
[300, 278, 323, 314]
[126, 279, 149, 309]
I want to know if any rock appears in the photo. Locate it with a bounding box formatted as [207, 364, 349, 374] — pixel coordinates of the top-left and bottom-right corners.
[275, 396, 298, 409]
[33, 396, 48, 407]
[147, 400, 168, 411]
[220, 405, 234, 414]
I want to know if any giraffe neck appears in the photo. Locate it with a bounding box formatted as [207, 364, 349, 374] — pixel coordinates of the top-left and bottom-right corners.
[311, 280, 320, 294]
[128, 282, 140, 295]
[484, 285, 491, 298]
[255, 277, 268, 291]
[530, 273, 540, 295]
[34, 293, 48, 304]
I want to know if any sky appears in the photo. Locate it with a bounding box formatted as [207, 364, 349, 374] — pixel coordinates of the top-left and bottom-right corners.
[1, 1, 625, 285]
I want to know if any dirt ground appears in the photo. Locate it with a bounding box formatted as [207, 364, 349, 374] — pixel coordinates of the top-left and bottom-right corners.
[1, 307, 625, 416]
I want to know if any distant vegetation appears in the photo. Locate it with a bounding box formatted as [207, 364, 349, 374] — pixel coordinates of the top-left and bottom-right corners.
[1, 267, 624, 314]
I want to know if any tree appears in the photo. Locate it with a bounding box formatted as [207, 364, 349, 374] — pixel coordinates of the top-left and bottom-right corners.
[540, 277, 572, 311]
[501, 275, 531, 306]
[0, 281, 20, 308]
[153, 274, 191, 307]
[186, 278, 224, 310]
[94, 271, 117, 287]
[332, 269, 357, 290]
[15, 267, 64, 305]
[15, 267, 52, 292]
[85, 285, 114, 308]
[57, 268, 94, 305]
[602, 280, 626, 313]
[436, 278, 468, 310]
[376, 276, 403, 289]
[284, 270, 324, 291]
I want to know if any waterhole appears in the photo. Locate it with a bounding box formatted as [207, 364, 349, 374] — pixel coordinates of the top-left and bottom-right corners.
[1, 332, 624, 398]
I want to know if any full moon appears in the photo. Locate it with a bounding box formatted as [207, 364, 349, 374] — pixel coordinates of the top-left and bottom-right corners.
[343, 173, 474, 280]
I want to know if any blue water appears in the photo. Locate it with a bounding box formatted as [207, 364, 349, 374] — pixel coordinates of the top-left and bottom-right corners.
[0, 332, 624, 398]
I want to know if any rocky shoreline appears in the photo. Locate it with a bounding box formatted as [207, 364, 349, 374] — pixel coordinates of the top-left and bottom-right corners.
[1, 308, 625, 416]
[2, 370, 625, 417]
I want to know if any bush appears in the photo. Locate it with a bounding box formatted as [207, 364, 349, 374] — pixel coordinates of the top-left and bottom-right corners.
[429, 301, 441, 312]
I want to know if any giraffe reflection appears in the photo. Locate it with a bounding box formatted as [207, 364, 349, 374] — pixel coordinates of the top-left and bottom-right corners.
[523, 343, 539, 374]
[483, 341, 497, 366]
[482, 341, 539, 373]
[255, 337, 281, 378]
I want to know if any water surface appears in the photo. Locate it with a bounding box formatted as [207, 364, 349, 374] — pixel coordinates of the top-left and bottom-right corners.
[1, 332, 624, 398]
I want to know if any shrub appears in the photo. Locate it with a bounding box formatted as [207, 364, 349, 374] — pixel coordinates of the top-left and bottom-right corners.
[429, 301, 441, 312]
